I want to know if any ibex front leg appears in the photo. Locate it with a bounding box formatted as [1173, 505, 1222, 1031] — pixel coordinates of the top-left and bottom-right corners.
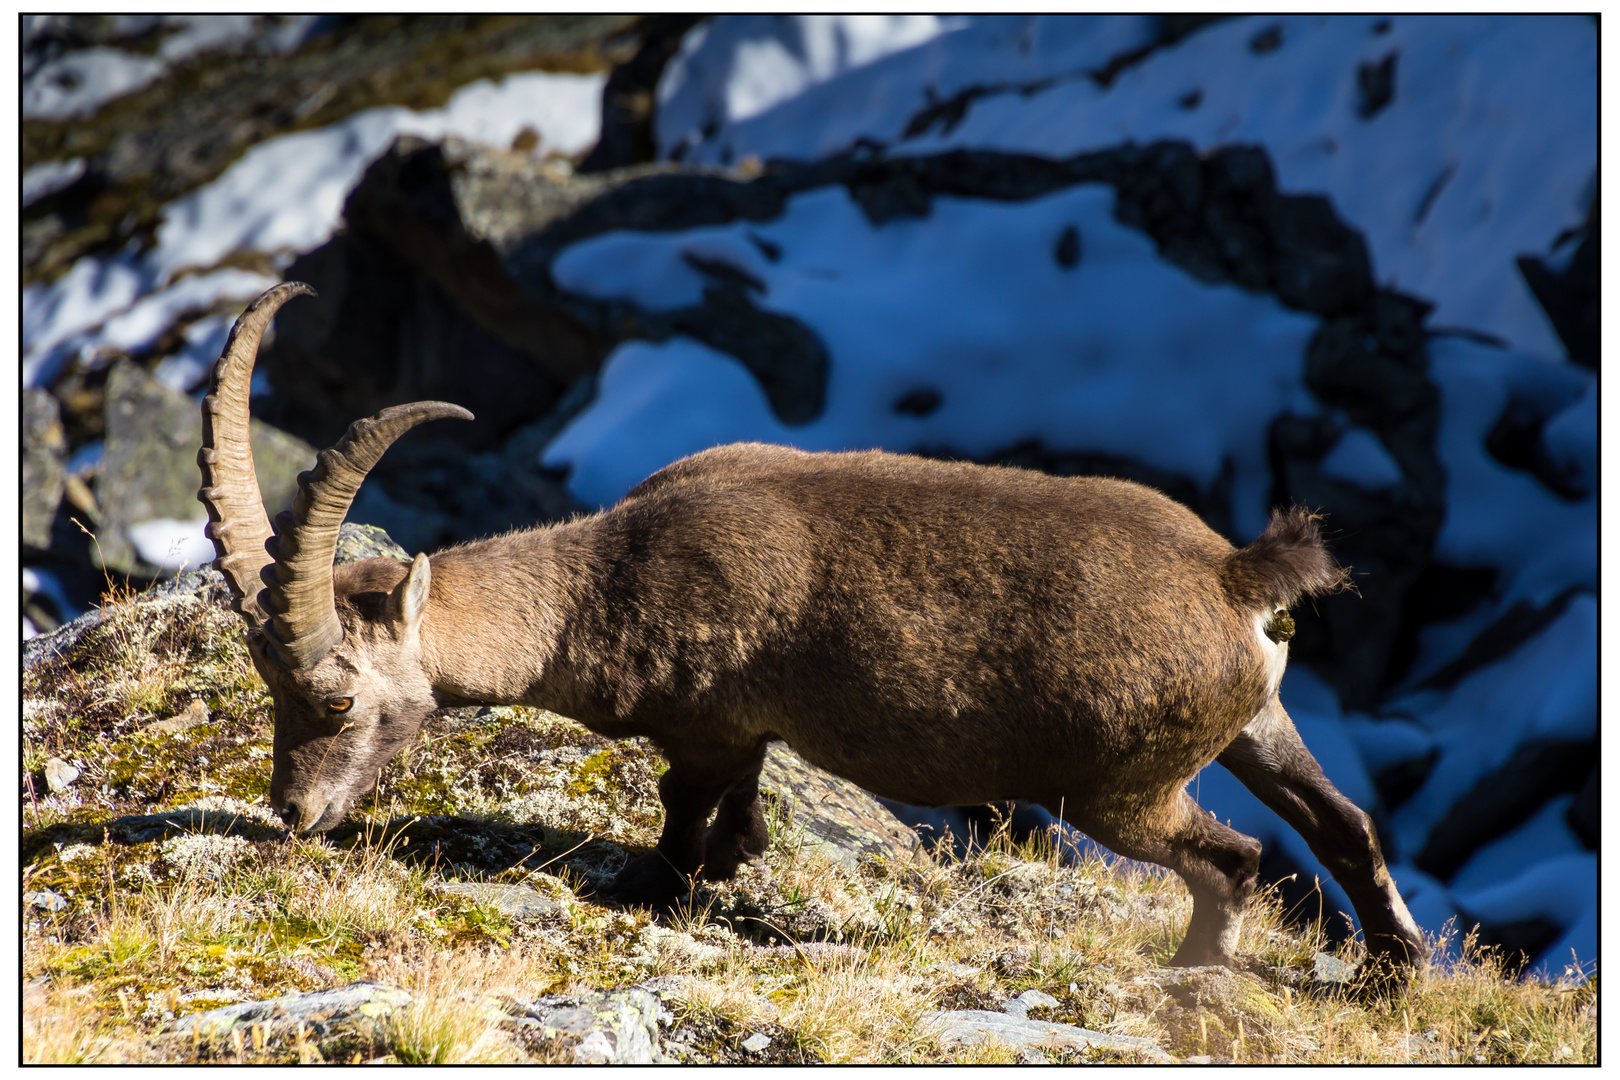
[701, 745, 770, 880]
[1217, 697, 1427, 976]
[610, 740, 768, 905]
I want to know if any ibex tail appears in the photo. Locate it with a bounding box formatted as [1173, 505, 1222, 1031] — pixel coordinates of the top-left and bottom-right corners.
[1222, 507, 1351, 611]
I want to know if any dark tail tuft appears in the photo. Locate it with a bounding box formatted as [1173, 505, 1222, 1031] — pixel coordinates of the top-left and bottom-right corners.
[1222, 507, 1351, 611]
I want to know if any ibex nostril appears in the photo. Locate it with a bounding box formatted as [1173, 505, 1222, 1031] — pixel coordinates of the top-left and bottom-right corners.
[276, 801, 301, 829]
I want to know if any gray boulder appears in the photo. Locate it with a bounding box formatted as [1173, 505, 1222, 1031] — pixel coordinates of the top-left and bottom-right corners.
[23, 388, 67, 550]
[922, 1004, 1170, 1062]
[170, 982, 412, 1039]
[436, 881, 561, 920]
[23, 522, 408, 670]
[758, 742, 921, 871]
[512, 987, 670, 1064]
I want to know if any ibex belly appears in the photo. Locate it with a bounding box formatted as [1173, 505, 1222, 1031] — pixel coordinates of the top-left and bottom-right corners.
[758, 641, 1272, 810]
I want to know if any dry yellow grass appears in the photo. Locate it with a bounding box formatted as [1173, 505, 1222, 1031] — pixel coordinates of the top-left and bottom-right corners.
[24, 979, 146, 1064]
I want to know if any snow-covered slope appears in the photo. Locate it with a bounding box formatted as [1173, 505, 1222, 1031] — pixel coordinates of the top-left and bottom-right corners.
[657, 15, 1159, 167]
[660, 14, 1595, 362]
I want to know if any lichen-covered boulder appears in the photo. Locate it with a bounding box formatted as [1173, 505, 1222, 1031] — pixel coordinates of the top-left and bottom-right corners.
[758, 743, 920, 871]
[512, 987, 671, 1064]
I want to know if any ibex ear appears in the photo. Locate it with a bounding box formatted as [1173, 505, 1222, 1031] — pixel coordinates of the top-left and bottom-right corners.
[389, 553, 432, 634]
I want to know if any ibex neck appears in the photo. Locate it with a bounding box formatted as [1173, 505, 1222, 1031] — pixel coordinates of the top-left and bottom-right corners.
[417, 528, 576, 706]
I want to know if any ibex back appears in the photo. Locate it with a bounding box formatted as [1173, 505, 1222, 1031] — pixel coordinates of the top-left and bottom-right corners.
[200, 284, 1426, 976]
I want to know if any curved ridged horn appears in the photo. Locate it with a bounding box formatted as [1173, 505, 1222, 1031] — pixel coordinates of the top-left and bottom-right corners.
[198, 282, 317, 629]
[263, 401, 474, 670]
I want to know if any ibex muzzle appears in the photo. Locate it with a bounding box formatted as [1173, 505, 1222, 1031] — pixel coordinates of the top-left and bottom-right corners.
[202, 284, 1427, 978]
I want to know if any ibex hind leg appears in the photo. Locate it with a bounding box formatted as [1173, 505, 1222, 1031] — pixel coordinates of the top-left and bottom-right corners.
[1218, 697, 1427, 977]
[609, 740, 767, 906]
[1070, 791, 1262, 970]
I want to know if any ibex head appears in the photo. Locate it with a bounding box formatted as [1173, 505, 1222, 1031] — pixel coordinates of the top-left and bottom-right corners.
[198, 283, 471, 832]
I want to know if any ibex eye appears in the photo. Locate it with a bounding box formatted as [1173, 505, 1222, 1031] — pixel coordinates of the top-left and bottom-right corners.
[327, 697, 354, 713]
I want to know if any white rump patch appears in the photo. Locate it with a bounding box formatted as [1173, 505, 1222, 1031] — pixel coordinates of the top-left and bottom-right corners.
[1253, 610, 1289, 697]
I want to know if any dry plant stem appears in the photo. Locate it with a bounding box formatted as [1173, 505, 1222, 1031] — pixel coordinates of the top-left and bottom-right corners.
[527, 834, 600, 876]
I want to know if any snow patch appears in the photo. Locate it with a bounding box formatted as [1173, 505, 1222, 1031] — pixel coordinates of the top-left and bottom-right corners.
[127, 516, 216, 573]
[97, 268, 281, 355]
[1319, 427, 1402, 490]
[22, 17, 322, 125]
[1452, 853, 1597, 979]
[659, 15, 962, 155]
[23, 567, 84, 624]
[1539, 380, 1596, 494]
[24, 46, 166, 120]
[659, 15, 1158, 165]
[23, 263, 277, 391]
[156, 15, 267, 61]
[1339, 716, 1433, 779]
[23, 158, 86, 206]
[1428, 337, 1594, 606]
[153, 315, 237, 395]
[1446, 796, 1585, 897]
[1386, 595, 1595, 862]
[686, 15, 1593, 360]
[901, 15, 1596, 361]
[23, 250, 153, 387]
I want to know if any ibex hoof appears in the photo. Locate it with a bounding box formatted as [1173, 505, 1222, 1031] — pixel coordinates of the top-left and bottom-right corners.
[1360, 935, 1429, 989]
[698, 840, 764, 883]
[606, 852, 691, 908]
[1168, 945, 1240, 971]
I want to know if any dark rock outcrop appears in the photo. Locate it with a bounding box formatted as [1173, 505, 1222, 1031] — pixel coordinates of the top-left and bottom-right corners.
[579, 15, 708, 173]
[1415, 739, 1596, 881]
[1516, 196, 1597, 370]
[1566, 765, 1597, 849]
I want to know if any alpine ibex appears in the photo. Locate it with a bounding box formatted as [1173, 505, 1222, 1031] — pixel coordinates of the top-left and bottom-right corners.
[200, 283, 1426, 975]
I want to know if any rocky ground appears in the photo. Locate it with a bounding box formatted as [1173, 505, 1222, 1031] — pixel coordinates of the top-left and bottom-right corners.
[20, 539, 1598, 1063]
